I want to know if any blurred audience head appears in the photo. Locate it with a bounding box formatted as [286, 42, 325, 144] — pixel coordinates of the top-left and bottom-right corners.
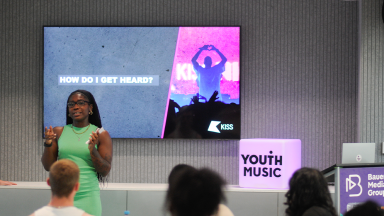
[344, 200, 383, 216]
[285, 167, 336, 216]
[49, 159, 80, 198]
[167, 164, 196, 185]
[166, 164, 226, 216]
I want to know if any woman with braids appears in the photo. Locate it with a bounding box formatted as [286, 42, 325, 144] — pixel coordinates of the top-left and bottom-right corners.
[41, 89, 112, 216]
[285, 168, 337, 216]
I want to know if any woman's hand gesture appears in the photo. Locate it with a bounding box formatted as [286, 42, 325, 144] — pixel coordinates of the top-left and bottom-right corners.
[44, 126, 57, 145]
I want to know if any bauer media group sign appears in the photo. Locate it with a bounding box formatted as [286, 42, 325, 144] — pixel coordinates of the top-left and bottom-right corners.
[340, 167, 384, 214]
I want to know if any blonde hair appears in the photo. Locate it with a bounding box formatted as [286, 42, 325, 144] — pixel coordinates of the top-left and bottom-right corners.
[49, 159, 80, 198]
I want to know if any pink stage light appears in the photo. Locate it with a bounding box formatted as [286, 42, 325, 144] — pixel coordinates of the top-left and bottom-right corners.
[170, 27, 240, 99]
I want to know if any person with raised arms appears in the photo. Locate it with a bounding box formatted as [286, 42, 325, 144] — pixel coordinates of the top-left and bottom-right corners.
[41, 89, 112, 216]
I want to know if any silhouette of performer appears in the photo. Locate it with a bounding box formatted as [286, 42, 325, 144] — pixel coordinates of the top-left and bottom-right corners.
[192, 45, 227, 101]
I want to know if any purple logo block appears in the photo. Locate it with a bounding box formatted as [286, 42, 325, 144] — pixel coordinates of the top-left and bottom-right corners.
[340, 167, 384, 214]
[239, 139, 301, 189]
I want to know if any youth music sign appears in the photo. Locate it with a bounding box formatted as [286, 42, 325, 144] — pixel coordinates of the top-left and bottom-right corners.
[239, 139, 301, 189]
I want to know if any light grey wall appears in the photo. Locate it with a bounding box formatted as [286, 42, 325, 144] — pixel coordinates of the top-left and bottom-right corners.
[358, 0, 384, 162]
[0, 0, 358, 184]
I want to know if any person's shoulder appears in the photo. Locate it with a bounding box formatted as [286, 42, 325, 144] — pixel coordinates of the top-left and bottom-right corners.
[52, 126, 64, 138]
[216, 204, 234, 216]
[212, 63, 226, 71]
[53, 126, 64, 133]
[69, 206, 91, 216]
[98, 127, 111, 139]
[302, 206, 333, 216]
[192, 62, 203, 70]
[30, 206, 48, 216]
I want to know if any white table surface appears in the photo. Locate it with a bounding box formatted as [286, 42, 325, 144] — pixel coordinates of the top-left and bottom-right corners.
[0, 182, 298, 193]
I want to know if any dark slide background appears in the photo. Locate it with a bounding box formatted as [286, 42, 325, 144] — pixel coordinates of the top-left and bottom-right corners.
[44, 27, 178, 138]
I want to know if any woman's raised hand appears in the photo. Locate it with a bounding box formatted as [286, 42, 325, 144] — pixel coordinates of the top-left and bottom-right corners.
[44, 126, 56, 144]
[200, 45, 209, 50]
[88, 130, 100, 150]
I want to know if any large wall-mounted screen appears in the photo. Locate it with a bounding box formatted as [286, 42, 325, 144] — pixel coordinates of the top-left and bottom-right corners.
[44, 26, 240, 139]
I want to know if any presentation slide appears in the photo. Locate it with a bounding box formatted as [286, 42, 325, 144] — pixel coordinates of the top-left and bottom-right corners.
[44, 27, 240, 139]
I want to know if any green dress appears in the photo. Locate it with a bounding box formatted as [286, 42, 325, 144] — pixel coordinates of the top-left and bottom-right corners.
[58, 124, 102, 216]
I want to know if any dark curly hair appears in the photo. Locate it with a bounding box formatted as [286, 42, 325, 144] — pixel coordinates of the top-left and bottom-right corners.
[285, 167, 337, 216]
[66, 89, 105, 183]
[167, 164, 196, 185]
[166, 167, 226, 216]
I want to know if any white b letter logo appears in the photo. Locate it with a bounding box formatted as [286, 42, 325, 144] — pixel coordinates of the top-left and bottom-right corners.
[346, 174, 362, 197]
